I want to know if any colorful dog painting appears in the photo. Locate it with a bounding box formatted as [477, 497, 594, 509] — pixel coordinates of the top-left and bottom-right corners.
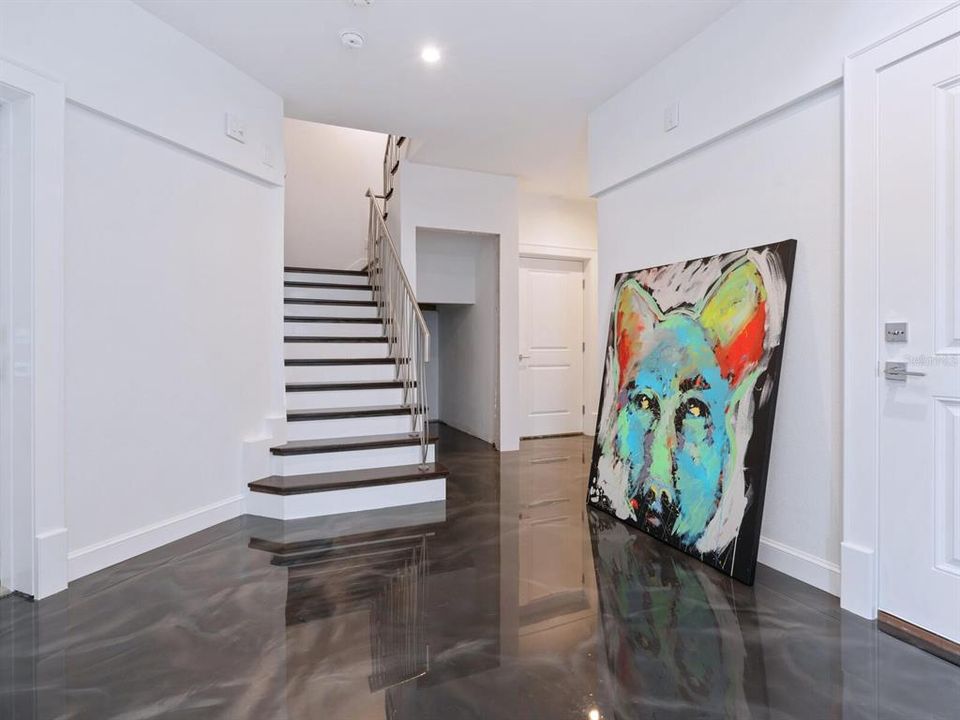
[588, 240, 796, 583]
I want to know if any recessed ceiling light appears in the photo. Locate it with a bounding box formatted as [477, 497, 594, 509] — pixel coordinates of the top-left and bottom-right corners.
[421, 45, 441, 64]
[339, 29, 364, 49]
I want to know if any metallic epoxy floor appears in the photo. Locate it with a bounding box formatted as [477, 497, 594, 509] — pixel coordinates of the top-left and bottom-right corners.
[1, 425, 958, 719]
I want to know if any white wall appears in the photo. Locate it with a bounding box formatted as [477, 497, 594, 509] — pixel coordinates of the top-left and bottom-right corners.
[589, 0, 951, 195]
[0, 1, 285, 581]
[64, 105, 282, 565]
[416, 235, 479, 305]
[597, 86, 842, 592]
[283, 119, 386, 270]
[423, 310, 440, 421]
[418, 229, 499, 443]
[586, 1, 954, 595]
[395, 162, 521, 450]
[518, 193, 600, 433]
[0, 1, 284, 186]
[519, 193, 596, 253]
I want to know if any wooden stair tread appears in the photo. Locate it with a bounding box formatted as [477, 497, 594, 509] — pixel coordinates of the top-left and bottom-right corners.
[284, 358, 406, 366]
[249, 462, 447, 495]
[283, 316, 383, 324]
[284, 266, 368, 277]
[270, 432, 437, 456]
[285, 380, 413, 392]
[284, 298, 377, 307]
[284, 280, 371, 290]
[288, 405, 415, 421]
[284, 336, 387, 343]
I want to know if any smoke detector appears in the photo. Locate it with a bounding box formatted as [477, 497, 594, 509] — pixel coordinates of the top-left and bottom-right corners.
[339, 30, 364, 49]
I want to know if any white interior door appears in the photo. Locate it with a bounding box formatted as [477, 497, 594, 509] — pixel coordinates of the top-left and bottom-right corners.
[519, 257, 584, 438]
[877, 35, 960, 644]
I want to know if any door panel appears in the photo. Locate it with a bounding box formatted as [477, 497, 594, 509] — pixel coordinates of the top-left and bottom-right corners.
[519, 257, 584, 437]
[877, 36, 960, 643]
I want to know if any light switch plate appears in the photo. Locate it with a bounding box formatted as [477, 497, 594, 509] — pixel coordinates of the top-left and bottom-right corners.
[664, 102, 680, 132]
[225, 113, 246, 144]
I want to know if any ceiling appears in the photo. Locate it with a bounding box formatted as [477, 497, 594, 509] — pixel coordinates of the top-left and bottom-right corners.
[136, 0, 735, 197]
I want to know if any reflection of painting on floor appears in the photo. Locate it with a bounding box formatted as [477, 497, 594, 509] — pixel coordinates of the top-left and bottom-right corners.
[588, 240, 796, 583]
[589, 510, 767, 717]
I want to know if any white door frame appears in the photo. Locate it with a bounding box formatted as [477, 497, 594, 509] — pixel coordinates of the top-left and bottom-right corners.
[0, 58, 68, 599]
[518, 243, 598, 436]
[842, 3, 960, 620]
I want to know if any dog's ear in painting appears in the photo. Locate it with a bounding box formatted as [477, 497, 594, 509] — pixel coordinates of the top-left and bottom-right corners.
[614, 279, 662, 393]
[699, 259, 767, 387]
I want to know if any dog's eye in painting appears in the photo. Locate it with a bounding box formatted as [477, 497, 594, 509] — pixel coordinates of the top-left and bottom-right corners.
[588, 240, 796, 584]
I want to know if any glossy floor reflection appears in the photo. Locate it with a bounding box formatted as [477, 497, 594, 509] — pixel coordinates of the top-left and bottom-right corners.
[1, 424, 959, 719]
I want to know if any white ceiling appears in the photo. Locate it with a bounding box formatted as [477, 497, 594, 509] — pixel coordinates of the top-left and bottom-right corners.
[136, 0, 735, 197]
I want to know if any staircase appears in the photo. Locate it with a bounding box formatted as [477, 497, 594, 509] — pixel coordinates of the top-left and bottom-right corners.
[248, 137, 446, 519]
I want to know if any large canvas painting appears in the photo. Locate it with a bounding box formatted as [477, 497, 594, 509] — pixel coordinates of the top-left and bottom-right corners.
[587, 240, 796, 584]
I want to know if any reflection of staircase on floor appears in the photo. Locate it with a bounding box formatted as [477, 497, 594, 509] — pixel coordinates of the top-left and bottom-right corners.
[248, 506, 438, 691]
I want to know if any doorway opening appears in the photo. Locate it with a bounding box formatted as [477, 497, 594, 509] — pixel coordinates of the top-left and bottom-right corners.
[415, 228, 500, 446]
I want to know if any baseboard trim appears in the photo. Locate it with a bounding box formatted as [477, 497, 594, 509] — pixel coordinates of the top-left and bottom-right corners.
[67, 495, 245, 581]
[758, 536, 840, 597]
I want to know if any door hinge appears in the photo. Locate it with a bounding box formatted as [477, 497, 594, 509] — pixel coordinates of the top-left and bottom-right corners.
[582, 341, 585, 352]
[582, 278, 585, 289]
[582, 404, 585, 415]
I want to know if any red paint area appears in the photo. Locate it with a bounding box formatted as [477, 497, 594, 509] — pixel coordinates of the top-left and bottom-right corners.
[617, 303, 652, 394]
[714, 300, 766, 385]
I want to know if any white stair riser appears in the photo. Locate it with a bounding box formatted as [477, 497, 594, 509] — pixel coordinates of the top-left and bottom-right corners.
[284, 363, 397, 384]
[284, 303, 378, 319]
[286, 387, 405, 409]
[284, 286, 374, 301]
[283, 321, 384, 337]
[247, 477, 446, 520]
[284, 342, 390, 360]
[284, 271, 368, 285]
[285, 414, 415, 440]
[272, 443, 435, 475]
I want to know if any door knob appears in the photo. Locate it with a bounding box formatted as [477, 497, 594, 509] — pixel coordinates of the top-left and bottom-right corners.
[519, 354, 531, 361]
[884, 361, 926, 381]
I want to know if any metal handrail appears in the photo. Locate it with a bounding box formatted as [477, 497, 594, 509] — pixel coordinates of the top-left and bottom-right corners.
[383, 135, 401, 204]
[365, 187, 431, 469]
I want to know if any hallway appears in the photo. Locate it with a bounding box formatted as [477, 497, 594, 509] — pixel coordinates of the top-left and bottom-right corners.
[1, 425, 957, 719]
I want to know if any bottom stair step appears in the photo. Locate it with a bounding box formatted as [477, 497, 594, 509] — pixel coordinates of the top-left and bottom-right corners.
[249, 463, 448, 495]
[247, 463, 447, 520]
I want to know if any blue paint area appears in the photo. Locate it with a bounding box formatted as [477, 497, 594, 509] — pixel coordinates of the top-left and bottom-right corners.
[616, 315, 731, 544]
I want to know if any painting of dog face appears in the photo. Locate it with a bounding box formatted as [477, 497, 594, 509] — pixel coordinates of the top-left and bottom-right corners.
[588, 240, 796, 584]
